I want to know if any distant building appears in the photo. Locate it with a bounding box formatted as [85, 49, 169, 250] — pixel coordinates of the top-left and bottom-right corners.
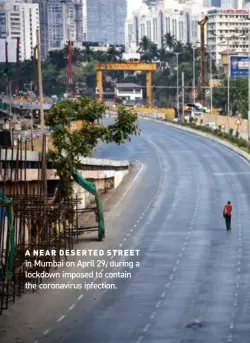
[85, 0, 127, 45]
[32, 0, 48, 60]
[221, 0, 238, 7]
[203, 0, 221, 6]
[47, 0, 83, 50]
[115, 83, 143, 104]
[126, 0, 205, 52]
[0, 0, 40, 61]
[206, 8, 250, 63]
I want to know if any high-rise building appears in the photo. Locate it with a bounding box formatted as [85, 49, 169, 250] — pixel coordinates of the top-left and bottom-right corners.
[143, 0, 158, 7]
[203, 0, 221, 6]
[221, 0, 238, 7]
[47, 0, 83, 50]
[206, 8, 250, 63]
[32, 0, 48, 60]
[0, 0, 40, 61]
[86, 0, 127, 45]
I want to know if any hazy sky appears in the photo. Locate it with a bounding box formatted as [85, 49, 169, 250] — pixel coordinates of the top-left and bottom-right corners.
[128, 0, 142, 14]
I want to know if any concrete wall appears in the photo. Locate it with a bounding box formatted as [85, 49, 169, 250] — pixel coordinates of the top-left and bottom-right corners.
[202, 113, 250, 139]
[0, 157, 130, 209]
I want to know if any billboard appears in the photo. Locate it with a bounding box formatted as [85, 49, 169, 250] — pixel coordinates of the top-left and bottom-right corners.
[0, 39, 17, 63]
[230, 56, 250, 78]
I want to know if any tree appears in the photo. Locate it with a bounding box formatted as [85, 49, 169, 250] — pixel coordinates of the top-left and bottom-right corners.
[107, 46, 120, 62]
[163, 33, 176, 51]
[138, 36, 152, 54]
[45, 98, 140, 198]
[212, 78, 248, 117]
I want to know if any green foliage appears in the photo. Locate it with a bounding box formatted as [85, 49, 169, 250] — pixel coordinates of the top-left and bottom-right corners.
[212, 78, 248, 118]
[46, 97, 140, 198]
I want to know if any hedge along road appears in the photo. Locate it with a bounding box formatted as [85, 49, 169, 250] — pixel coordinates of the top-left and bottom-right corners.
[1, 119, 250, 342]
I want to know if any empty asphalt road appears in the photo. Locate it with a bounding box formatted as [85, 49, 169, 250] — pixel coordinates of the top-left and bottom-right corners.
[1, 119, 250, 343]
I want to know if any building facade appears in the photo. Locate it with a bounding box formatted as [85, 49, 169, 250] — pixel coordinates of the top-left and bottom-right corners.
[0, 0, 40, 61]
[32, 0, 48, 60]
[126, 0, 206, 52]
[47, 0, 83, 50]
[85, 0, 127, 45]
[206, 8, 250, 63]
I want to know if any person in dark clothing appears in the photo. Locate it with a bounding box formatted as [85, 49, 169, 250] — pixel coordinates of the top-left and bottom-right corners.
[223, 201, 232, 230]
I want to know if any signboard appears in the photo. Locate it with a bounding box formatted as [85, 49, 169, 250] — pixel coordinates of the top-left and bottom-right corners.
[0, 39, 17, 63]
[235, 118, 242, 125]
[230, 56, 250, 78]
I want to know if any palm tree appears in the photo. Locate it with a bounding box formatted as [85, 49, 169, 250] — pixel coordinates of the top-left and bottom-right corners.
[107, 46, 120, 62]
[163, 33, 176, 51]
[83, 46, 93, 63]
[149, 43, 159, 61]
[137, 36, 152, 54]
[173, 40, 184, 53]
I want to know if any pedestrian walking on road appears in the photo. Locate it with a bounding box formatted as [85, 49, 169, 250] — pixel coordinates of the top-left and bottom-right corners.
[223, 201, 232, 230]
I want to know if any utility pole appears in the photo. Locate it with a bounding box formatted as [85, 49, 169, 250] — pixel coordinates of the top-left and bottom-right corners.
[192, 46, 196, 104]
[248, 32, 250, 142]
[182, 72, 185, 123]
[36, 29, 44, 134]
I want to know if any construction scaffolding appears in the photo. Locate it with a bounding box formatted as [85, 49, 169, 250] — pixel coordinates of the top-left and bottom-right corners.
[0, 137, 82, 315]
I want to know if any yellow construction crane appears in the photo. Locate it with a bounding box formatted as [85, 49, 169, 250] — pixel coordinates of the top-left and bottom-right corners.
[198, 16, 208, 104]
[95, 62, 157, 107]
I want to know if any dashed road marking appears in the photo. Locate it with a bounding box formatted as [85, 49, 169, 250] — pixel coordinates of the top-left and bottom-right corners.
[69, 304, 75, 311]
[150, 312, 156, 319]
[77, 294, 83, 301]
[143, 323, 150, 332]
[161, 291, 166, 298]
[169, 274, 174, 280]
[156, 300, 161, 308]
[43, 328, 52, 336]
[119, 243, 123, 248]
[123, 238, 126, 242]
[165, 282, 170, 288]
[57, 315, 66, 322]
[136, 336, 144, 343]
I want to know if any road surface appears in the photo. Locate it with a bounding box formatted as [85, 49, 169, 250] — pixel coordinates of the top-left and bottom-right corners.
[1, 119, 250, 343]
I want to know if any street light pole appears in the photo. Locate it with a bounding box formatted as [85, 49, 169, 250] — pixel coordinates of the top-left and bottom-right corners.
[227, 46, 230, 116]
[192, 46, 196, 104]
[248, 31, 250, 142]
[209, 51, 213, 115]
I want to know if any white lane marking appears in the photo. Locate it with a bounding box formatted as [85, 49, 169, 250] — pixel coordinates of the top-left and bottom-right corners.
[123, 238, 126, 242]
[213, 172, 250, 176]
[57, 315, 65, 322]
[130, 229, 134, 232]
[173, 267, 177, 272]
[230, 322, 234, 329]
[156, 300, 161, 308]
[161, 291, 166, 298]
[43, 328, 52, 336]
[119, 243, 123, 248]
[126, 233, 130, 237]
[77, 294, 83, 301]
[143, 324, 150, 332]
[110, 160, 145, 212]
[165, 282, 170, 288]
[134, 224, 137, 227]
[169, 274, 174, 280]
[136, 336, 144, 343]
[150, 312, 156, 319]
[100, 268, 104, 273]
[69, 304, 75, 311]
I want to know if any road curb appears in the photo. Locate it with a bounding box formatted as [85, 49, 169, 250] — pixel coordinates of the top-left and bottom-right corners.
[141, 117, 250, 165]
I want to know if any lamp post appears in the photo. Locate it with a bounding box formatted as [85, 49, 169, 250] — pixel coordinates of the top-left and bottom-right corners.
[192, 45, 199, 104]
[173, 52, 184, 121]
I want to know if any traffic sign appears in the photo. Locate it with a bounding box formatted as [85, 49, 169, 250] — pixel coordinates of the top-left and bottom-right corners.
[235, 118, 242, 125]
